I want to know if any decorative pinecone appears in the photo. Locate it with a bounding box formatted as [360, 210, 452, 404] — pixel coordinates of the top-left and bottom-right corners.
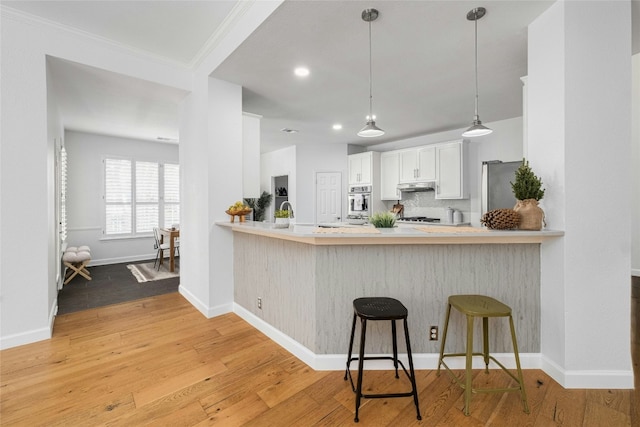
[480, 209, 521, 230]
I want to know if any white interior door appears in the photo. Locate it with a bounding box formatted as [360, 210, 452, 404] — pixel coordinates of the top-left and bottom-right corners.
[316, 172, 341, 224]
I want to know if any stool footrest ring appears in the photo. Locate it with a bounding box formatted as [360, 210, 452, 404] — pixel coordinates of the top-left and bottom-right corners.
[439, 353, 524, 387]
[345, 356, 413, 396]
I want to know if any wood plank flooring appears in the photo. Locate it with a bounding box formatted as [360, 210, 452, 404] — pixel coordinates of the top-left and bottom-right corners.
[1, 279, 637, 426]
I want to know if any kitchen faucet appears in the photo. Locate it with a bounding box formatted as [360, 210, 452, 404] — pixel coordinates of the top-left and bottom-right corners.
[279, 201, 294, 219]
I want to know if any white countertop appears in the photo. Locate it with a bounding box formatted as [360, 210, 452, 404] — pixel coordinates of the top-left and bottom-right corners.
[216, 220, 563, 246]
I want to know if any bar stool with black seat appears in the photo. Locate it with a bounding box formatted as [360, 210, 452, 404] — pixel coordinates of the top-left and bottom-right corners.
[344, 297, 421, 423]
[437, 294, 529, 416]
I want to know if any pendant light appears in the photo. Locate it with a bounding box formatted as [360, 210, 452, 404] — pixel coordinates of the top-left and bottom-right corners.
[358, 8, 384, 138]
[462, 7, 493, 138]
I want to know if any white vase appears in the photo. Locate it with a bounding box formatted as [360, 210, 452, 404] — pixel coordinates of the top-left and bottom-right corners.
[274, 218, 290, 228]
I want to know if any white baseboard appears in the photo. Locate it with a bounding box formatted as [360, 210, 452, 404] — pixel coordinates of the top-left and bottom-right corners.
[632, 268, 640, 277]
[541, 355, 634, 389]
[178, 285, 233, 319]
[0, 325, 52, 350]
[179, 285, 209, 317]
[232, 305, 633, 389]
[89, 254, 157, 267]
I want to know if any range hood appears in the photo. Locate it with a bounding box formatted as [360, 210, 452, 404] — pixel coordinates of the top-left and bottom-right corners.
[397, 182, 436, 192]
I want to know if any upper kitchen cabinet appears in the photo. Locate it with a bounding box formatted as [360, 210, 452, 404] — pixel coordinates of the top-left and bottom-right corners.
[435, 140, 468, 199]
[348, 151, 378, 185]
[380, 151, 400, 200]
[398, 146, 436, 183]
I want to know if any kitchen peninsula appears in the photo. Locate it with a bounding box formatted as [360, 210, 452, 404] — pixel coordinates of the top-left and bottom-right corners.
[218, 221, 563, 370]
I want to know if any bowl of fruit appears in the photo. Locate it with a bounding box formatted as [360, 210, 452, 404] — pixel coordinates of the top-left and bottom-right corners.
[226, 201, 252, 222]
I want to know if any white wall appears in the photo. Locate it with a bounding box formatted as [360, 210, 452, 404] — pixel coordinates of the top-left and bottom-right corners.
[2, 14, 60, 348]
[261, 146, 296, 220]
[64, 131, 179, 265]
[295, 143, 349, 224]
[632, 53, 640, 276]
[242, 113, 261, 199]
[46, 57, 65, 323]
[260, 143, 351, 224]
[529, 0, 633, 388]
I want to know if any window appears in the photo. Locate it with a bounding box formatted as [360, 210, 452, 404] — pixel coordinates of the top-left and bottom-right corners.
[104, 158, 179, 236]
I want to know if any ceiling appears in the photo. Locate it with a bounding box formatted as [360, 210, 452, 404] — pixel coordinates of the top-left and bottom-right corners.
[3, 1, 639, 152]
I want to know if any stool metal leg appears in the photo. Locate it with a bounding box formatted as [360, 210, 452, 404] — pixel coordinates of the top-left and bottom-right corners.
[437, 303, 452, 375]
[482, 316, 490, 373]
[403, 318, 422, 421]
[354, 318, 367, 423]
[509, 315, 530, 414]
[464, 314, 474, 416]
[391, 320, 399, 378]
[344, 313, 357, 382]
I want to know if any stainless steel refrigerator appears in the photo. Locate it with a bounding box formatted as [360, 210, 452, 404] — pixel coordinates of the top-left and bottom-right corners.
[481, 160, 522, 215]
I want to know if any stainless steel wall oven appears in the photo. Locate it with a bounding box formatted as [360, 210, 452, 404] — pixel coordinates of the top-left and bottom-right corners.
[347, 185, 372, 218]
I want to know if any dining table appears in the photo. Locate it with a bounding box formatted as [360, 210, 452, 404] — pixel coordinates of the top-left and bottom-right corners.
[159, 227, 180, 272]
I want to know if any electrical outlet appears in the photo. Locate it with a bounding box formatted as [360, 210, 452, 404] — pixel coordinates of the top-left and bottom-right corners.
[429, 326, 438, 341]
[257, 297, 262, 309]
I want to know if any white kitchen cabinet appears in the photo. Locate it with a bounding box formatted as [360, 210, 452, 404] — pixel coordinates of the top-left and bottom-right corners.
[435, 140, 468, 199]
[348, 152, 373, 185]
[398, 146, 435, 183]
[380, 151, 400, 200]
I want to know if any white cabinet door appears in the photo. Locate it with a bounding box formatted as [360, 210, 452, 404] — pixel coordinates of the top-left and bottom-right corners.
[348, 155, 361, 184]
[348, 152, 373, 185]
[417, 146, 436, 181]
[399, 149, 418, 183]
[380, 152, 400, 200]
[435, 141, 467, 199]
[399, 147, 435, 183]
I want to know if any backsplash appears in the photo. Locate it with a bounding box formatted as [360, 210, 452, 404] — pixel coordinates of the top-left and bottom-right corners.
[382, 191, 471, 223]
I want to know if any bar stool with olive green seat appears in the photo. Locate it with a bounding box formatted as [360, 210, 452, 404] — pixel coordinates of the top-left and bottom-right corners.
[437, 295, 529, 416]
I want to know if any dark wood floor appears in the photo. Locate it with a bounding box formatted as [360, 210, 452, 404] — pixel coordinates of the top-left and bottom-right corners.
[58, 260, 180, 314]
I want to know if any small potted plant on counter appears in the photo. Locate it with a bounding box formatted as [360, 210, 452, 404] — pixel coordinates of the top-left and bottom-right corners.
[274, 209, 291, 228]
[511, 158, 545, 230]
[369, 211, 397, 228]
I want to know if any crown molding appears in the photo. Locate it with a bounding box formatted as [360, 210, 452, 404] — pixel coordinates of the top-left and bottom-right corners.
[0, 5, 190, 70]
[188, 0, 255, 69]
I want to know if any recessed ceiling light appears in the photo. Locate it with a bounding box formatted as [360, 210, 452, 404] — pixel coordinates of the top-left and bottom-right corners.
[332, 124, 343, 130]
[294, 67, 310, 77]
[281, 128, 299, 134]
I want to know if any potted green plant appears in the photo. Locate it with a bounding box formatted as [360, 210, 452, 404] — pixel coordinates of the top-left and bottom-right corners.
[510, 158, 545, 230]
[369, 211, 397, 228]
[244, 191, 272, 222]
[274, 209, 290, 228]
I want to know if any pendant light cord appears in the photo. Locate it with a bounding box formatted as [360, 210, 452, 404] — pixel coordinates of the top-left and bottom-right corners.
[473, 10, 479, 119]
[368, 19, 373, 120]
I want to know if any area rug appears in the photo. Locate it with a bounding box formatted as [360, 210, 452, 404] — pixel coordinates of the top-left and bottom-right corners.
[127, 262, 179, 283]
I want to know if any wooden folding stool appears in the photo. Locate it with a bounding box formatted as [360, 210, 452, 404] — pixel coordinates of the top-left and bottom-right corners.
[63, 246, 92, 285]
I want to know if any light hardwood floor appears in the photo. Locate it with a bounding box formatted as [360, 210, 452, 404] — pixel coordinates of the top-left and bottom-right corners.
[1, 286, 637, 426]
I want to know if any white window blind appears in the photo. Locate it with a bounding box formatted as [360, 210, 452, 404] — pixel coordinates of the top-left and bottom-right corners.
[105, 159, 132, 235]
[60, 146, 68, 242]
[104, 158, 179, 236]
[135, 161, 158, 233]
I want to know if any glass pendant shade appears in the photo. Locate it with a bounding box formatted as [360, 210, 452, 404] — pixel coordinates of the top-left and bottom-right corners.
[357, 119, 385, 138]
